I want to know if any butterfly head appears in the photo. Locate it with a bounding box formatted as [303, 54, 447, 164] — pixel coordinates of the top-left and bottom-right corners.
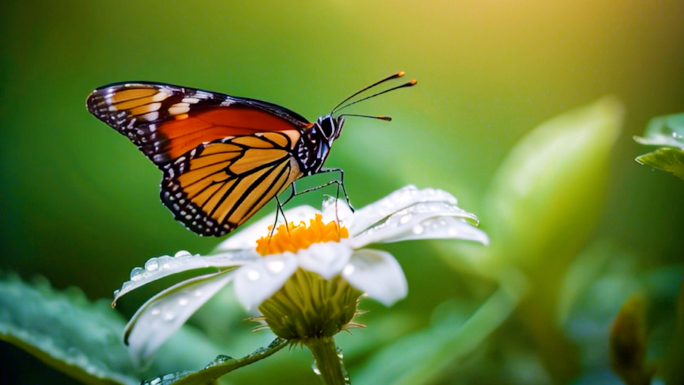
[316, 114, 345, 141]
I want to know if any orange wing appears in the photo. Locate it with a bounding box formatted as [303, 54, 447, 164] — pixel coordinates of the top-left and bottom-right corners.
[87, 82, 312, 236]
[161, 133, 304, 236]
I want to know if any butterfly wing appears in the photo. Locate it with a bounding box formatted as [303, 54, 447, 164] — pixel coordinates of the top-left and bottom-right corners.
[161, 134, 304, 236]
[87, 82, 311, 236]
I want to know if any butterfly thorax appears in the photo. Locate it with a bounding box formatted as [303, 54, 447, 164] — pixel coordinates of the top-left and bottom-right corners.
[296, 115, 344, 176]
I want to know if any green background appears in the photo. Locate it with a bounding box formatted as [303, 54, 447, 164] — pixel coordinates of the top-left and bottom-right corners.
[2, 1, 683, 384]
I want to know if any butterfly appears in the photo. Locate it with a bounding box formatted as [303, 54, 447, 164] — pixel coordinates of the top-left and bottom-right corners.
[86, 72, 416, 236]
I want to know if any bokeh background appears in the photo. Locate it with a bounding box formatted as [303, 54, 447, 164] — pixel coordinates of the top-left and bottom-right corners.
[2, 1, 683, 384]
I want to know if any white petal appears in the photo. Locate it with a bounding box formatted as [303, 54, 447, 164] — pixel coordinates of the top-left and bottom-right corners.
[113, 250, 256, 304]
[233, 253, 298, 310]
[350, 201, 483, 248]
[297, 241, 353, 279]
[348, 185, 459, 236]
[321, 198, 355, 227]
[342, 249, 407, 306]
[214, 206, 320, 251]
[124, 271, 234, 366]
[379, 217, 489, 244]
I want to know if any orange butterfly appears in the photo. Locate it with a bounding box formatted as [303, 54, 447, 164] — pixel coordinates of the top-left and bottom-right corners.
[86, 72, 416, 236]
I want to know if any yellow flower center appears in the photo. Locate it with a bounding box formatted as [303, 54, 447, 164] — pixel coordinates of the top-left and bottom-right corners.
[255, 214, 349, 256]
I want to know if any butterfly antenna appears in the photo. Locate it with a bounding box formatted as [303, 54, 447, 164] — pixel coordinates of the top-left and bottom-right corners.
[338, 113, 392, 121]
[333, 78, 417, 113]
[331, 71, 409, 114]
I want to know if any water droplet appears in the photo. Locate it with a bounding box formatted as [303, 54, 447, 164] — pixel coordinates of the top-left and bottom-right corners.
[163, 312, 176, 321]
[399, 214, 412, 224]
[312, 361, 321, 375]
[412, 224, 424, 234]
[322, 195, 337, 209]
[448, 228, 459, 236]
[174, 250, 191, 258]
[247, 269, 261, 281]
[205, 354, 232, 368]
[145, 259, 159, 271]
[130, 267, 144, 280]
[178, 297, 188, 306]
[343, 265, 355, 276]
[150, 307, 161, 316]
[193, 289, 203, 297]
[266, 259, 284, 273]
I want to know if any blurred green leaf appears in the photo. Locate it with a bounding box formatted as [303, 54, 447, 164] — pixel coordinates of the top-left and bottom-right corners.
[354, 290, 518, 385]
[634, 112, 684, 149]
[661, 281, 684, 385]
[482, 96, 623, 273]
[634, 112, 684, 180]
[446, 97, 624, 383]
[0, 273, 233, 385]
[635, 147, 684, 180]
[0, 274, 138, 385]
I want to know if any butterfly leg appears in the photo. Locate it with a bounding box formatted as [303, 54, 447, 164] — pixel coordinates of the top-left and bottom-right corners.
[293, 168, 355, 212]
[279, 182, 298, 207]
[270, 195, 292, 238]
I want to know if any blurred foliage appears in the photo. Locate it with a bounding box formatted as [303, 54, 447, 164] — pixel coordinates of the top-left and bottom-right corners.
[609, 294, 655, 385]
[2, 0, 683, 384]
[634, 112, 684, 180]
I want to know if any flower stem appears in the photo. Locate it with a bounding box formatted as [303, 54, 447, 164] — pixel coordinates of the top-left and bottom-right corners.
[305, 337, 348, 385]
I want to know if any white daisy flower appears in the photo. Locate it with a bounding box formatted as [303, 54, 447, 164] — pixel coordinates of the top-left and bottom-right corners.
[113, 185, 488, 364]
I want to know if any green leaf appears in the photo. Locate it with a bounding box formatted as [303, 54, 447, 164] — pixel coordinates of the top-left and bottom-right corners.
[635, 147, 684, 180]
[142, 338, 288, 385]
[446, 97, 624, 383]
[466, 97, 624, 276]
[354, 290, 519, 385]
[634, 112, 684, 149]
[0, 274, 139, 385]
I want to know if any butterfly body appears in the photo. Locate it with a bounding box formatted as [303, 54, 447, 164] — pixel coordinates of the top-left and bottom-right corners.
[87, 82, 344, 236]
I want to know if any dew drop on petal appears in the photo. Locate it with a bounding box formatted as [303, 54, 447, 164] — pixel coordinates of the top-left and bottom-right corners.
[178, 297, 188, 306]
[130, 267, 144, 280]
[145, 259, 159, 271]
[247, 269, 261, 281]
[343, 264, 355, 276]
[266, 259, 284, 273]
[150, 307, 161, 316]
[193, 289, 203, 297]
[399, 214, 412, 224]
[412, 224, 424, 235]
[174, 250, 191, 258]
[312, 361, 321, 375]
[163, 312, 176, 321]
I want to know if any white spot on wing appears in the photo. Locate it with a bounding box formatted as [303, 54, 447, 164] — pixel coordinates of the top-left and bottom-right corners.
[169, 103, 190, 115]
[152, 92, 170, 102]
[142, 111, 159, 121]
